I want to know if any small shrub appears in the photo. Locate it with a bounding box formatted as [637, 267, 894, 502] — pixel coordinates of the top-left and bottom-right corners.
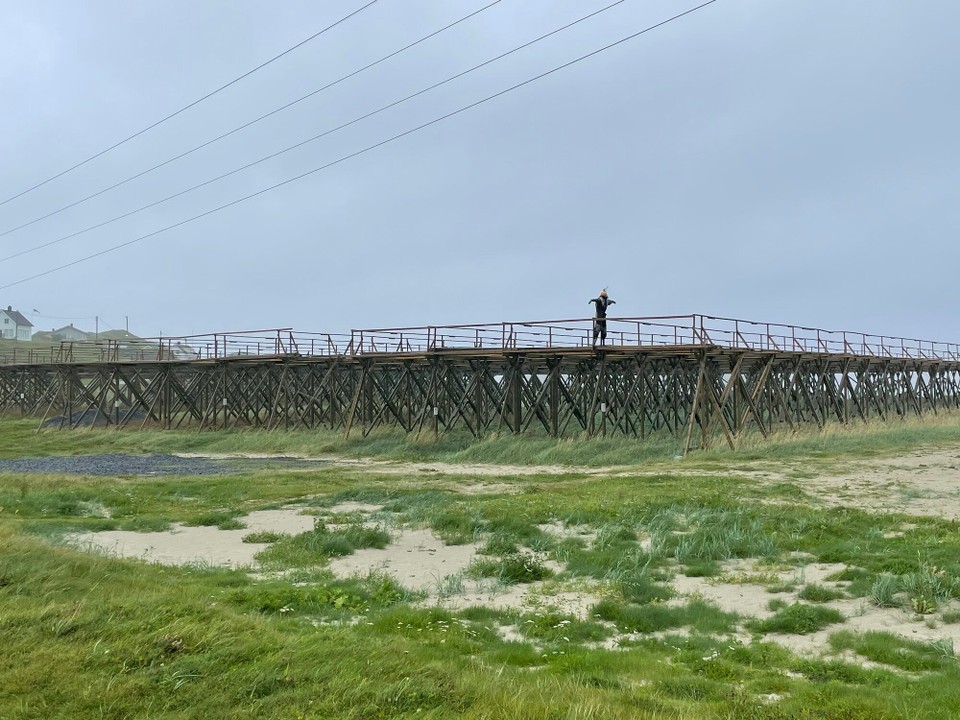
[185, 510, 245, 529]
[435, 573, 465, 598]
[119, 516, 171, 532]
[683, 561, 720, 578]
[618, 573, 672, 605]
[242, 531, 287, 544]
[826, 566, 870, 582]
[929, 637, 955, 660]
[901, 556, 951, 615]
[594, 523, 637, 549]
[517, 611, 611, 644]
[791, 658, 888, 685]
[551, 537, 585, 564]
[870, 573, 899, 608]
[657, 675, 722, 701]
[230, 572, 407, 616]
[562, 544, 650, 581]
[798, 583, 845, 603]
[290, 522, 391, 557]
[670, 509, 777, 563]
[526, 533, 555, 552]
[216, 517, 246, 530]
[468, 551, 552, 584]
[750, 603, 844, 635]
[429, 508, 481, 545]
[255, 521, 391, 567]
[480, 533, 519, 556]
[594, 598, 735, 635]
[594, 598, 679, 633]
[828, 566, 873, 597]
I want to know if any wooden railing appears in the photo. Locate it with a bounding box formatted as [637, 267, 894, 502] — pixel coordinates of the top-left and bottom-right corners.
[1, 315, 958, 365]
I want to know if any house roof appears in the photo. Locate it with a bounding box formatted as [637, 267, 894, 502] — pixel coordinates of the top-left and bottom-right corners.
[2, 307, 33, 327]
[98, 329, 142, 341]
[53, 324, 88, 335]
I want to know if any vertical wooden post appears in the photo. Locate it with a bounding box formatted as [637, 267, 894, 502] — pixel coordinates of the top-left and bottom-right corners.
[684, 354, 707, 456]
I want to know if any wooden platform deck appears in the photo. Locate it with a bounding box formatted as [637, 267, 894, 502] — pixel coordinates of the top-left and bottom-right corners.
[2, 315, 958, 451]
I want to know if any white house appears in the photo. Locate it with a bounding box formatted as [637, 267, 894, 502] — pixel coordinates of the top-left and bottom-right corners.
[0, 306, 33, 341]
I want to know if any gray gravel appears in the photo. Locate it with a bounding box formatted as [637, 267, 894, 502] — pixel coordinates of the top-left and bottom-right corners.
[0, 453, 328, 476]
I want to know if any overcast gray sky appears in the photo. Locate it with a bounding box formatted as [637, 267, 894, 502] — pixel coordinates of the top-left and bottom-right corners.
[1, 0, 958, 341]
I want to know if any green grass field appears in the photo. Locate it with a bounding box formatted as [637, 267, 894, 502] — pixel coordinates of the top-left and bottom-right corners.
[3, 417, 960, 718]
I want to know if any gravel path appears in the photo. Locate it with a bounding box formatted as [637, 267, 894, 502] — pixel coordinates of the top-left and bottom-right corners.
[0, 453, 328, 476]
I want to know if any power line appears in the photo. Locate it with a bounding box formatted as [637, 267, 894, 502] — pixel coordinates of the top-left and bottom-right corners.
[0, 0, 629, 265]
[0, 0, 718, 292]
[0, 0, 503, 241]
[32, 313, 97, 321]
[0, 0, 380, 209]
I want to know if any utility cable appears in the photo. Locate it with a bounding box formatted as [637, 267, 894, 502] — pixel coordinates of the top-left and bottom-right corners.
[0, 0, 718, 291]
[0, 0, 503, 240]
[0, 0, 380, 208]
[0, 0, 628, 264]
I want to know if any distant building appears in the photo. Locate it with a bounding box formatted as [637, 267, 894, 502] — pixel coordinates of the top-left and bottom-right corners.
[170, 341, 200, 360]
[51, 324, 90, 342]
[0, 306, 33, 341]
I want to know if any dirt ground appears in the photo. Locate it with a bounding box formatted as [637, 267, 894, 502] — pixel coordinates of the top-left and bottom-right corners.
[775, 449, 960, 521]
[174, 448, 960, 520]
[71, 447, 960, 660]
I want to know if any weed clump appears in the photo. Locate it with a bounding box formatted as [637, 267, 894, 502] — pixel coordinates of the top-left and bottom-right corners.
[829, 630, 955, 672]
[185, 510, 245, 529]
[231, 572, 408, 617]
[428, 507, 482, 545]
[594, 598, 736, 635]
[798, 583, 846, 603]
[750, 603, 844, 635]
[468, 551, 552, 584]
[517, 611, 611, 644]
[870, 572, 900, 608]
[658, 507, 778, 563]
[900, 556, 954, 614]
[868, 556, 960, 614]
[480, 533, 520, 556]
[241, 530, 287, 544]
[255, 521, 391, 568]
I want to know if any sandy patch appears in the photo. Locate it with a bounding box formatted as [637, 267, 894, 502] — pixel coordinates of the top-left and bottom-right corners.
[457, 482, 521, 495]
[173, 447, 960, 519]
[672, 562, 847, 618]
[430, 577, 602, 618]
[607, 447, 960, 522]
[764, 599, 960, 658]
[326, 528, 481, 591]
[668, 558, 960, 661]
[792, 450, 960, 520]
[321, 524, 607, 616]
[673, 575, 778, 619]
[296, 456, 597, 478]
[327, 502, 384, 514]
[174, 452, 598, 480]
[69, 507, 315, 569]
